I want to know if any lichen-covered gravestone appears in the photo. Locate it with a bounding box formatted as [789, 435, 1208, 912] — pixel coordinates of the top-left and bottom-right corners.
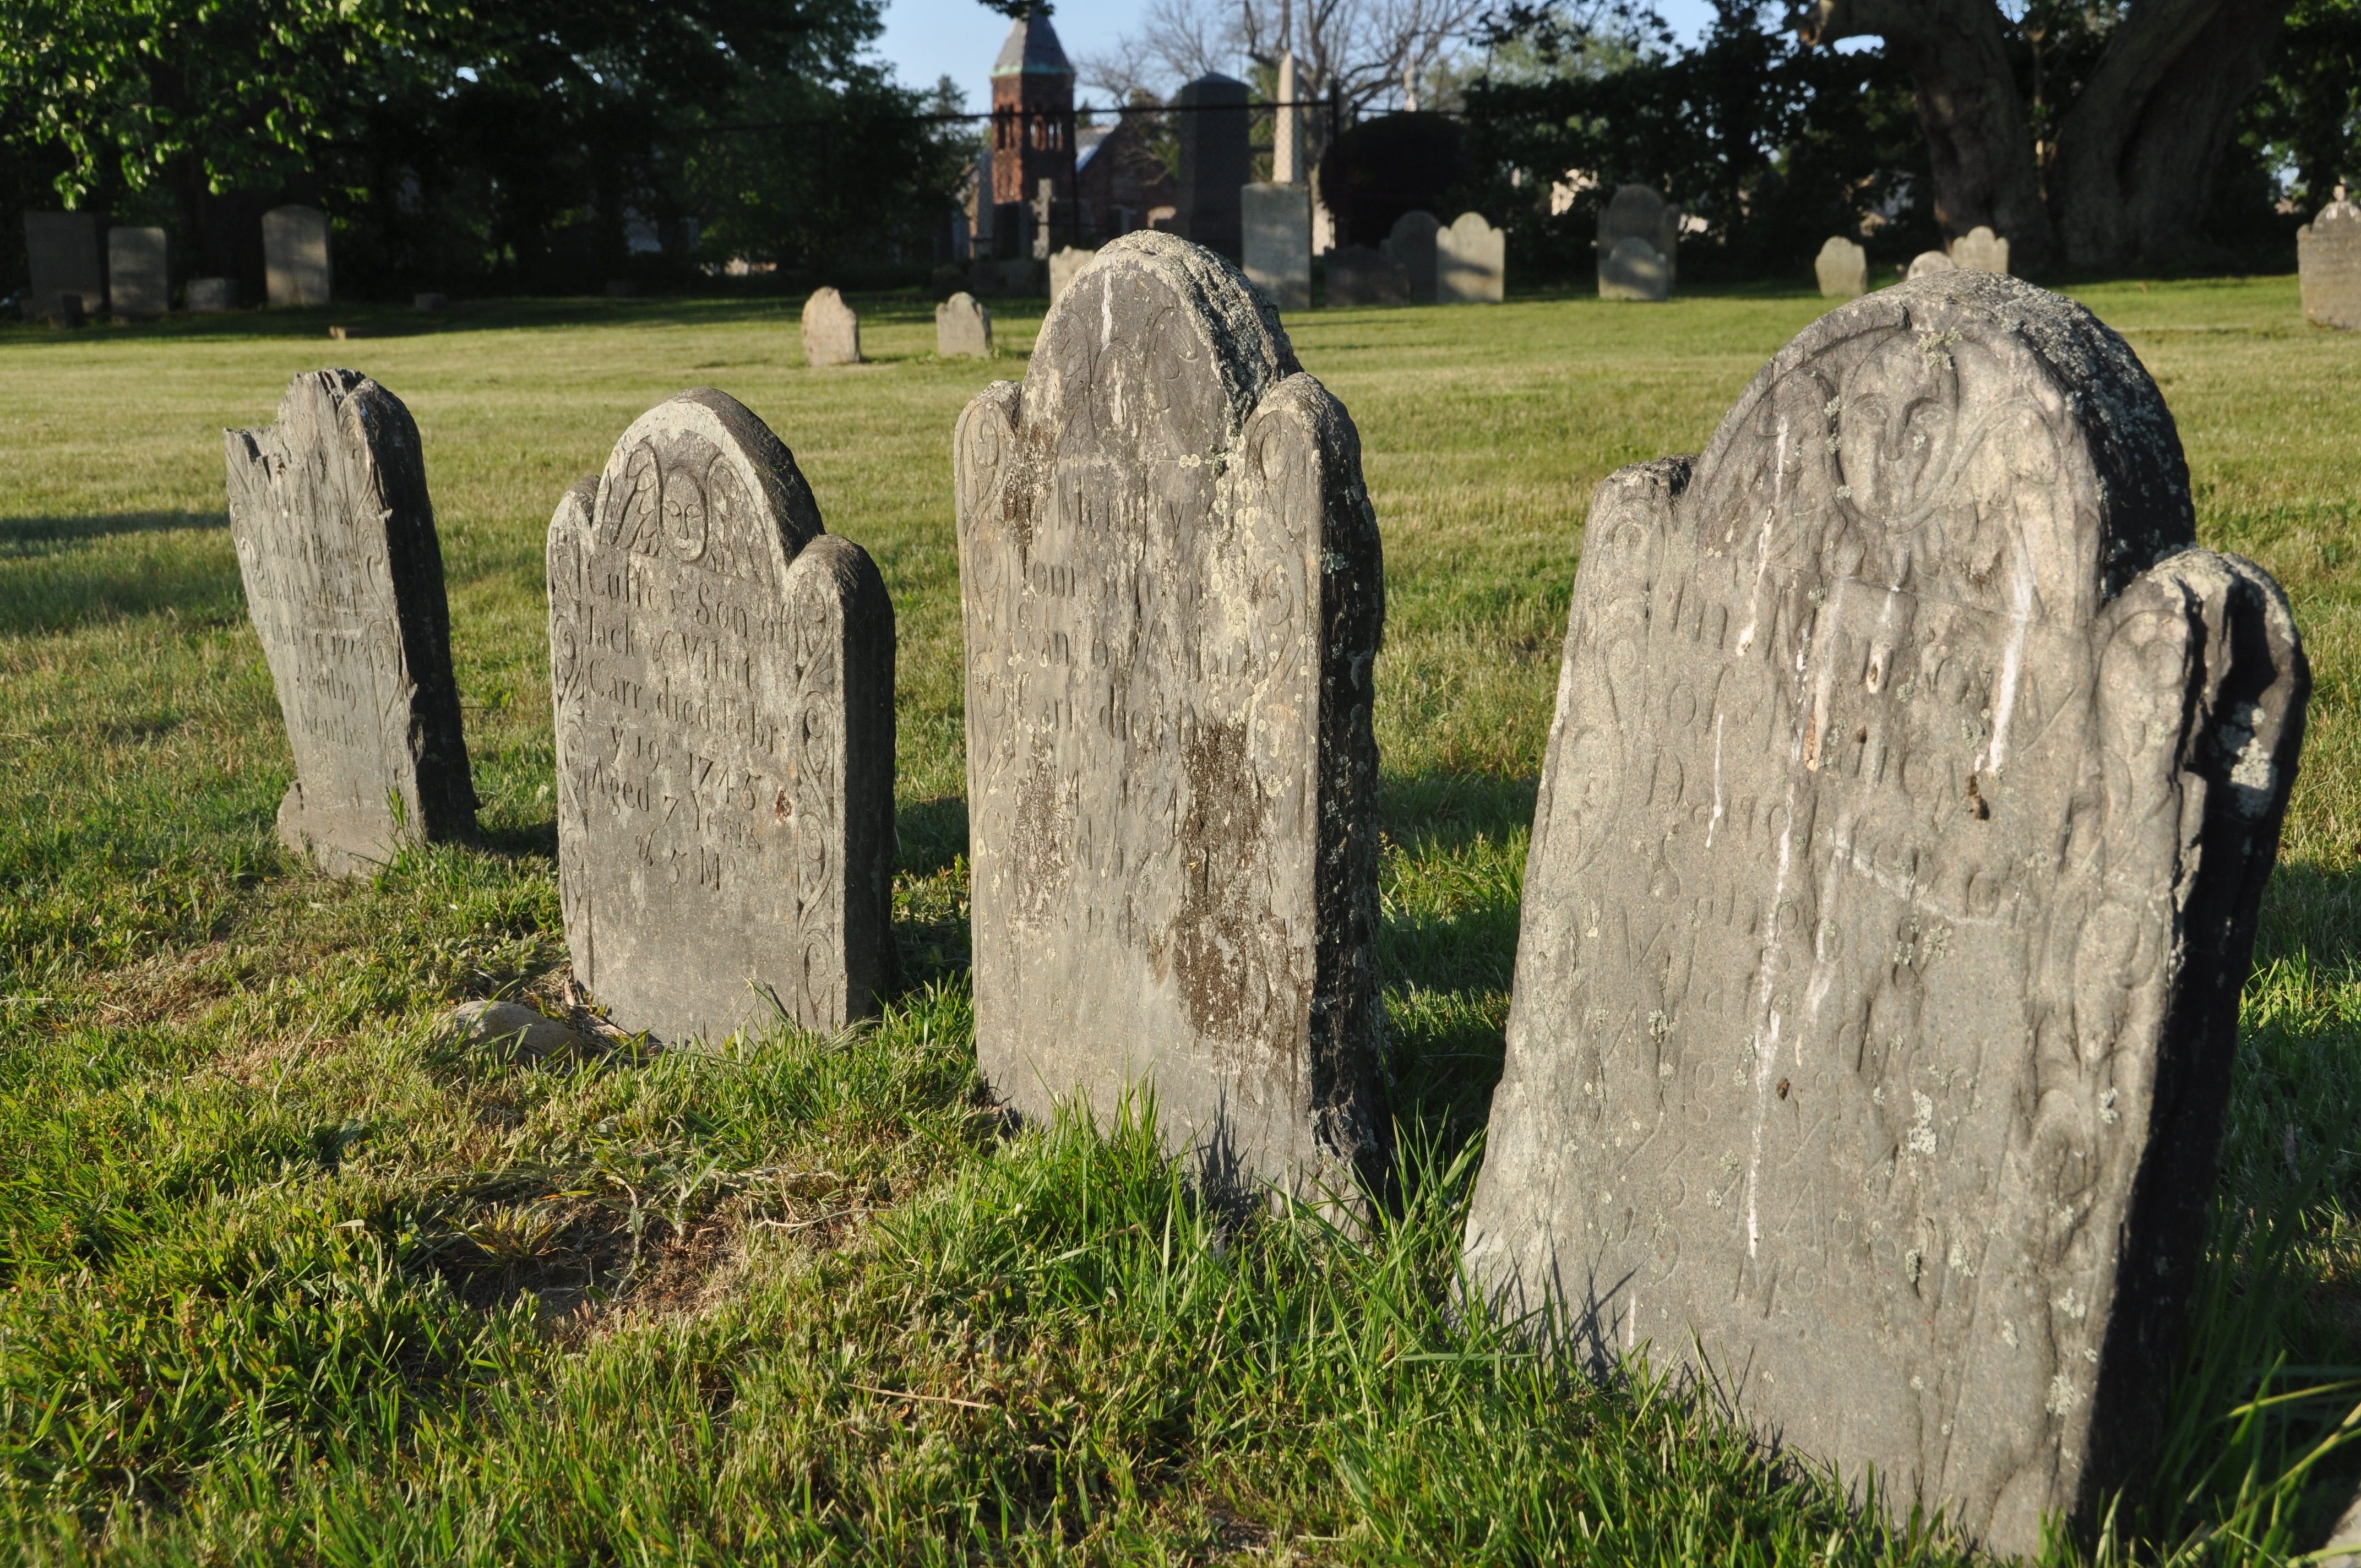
[226, 369, 478, 875]
[548, 390, 896, 1042]
[2298, 189, 2360, 331]
[937, 291, 993, 358]
[957, 231, 1390, 1197]
[1462, 272, 2307, 1555]
[1816, 236, 1867, 300]
[801, 287, 861, 366]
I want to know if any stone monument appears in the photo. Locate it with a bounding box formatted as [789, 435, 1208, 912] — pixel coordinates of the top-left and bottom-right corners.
[1437, 211, 1504, 303]
[1598, 185, 1678, 301]
[23, 212, 105, 316]
[1271, 51, 1304, 187]
[801, 287, 861, 366]
[263, 206, 332, 306]
[2299, 188, 2360, 331]
[1815, 236, 1868, 300]
[548, 390, 896, 1041]
[1048, 244, 1094, 303]
[937, 291, 993, 357]
[225, 370, 478, 875]
[1908, 249, 1957, 280]
[107, 227, 168, 318]
[1173, 73, 1251, 260]
[956, 231, 1390, 1198]
[1326, 244, 1410, 308]
[1462, 271, 2308, 1557]
[1242, 183, 1313, 311]
[1384, 210, 1441, 304]
[1950, 224, 2010, 273]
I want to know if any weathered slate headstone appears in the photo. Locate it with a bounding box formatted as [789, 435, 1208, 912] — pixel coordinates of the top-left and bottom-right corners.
[1048, 245, 1095, 303]
[188, 277, 237, 313]
[263, 206, 332, 306]
[1437, 211, 1504, 303]
[801, 287, 861, 366]
[23, 212, 105, 315]
[1242, 183, 1313, 311]
[1950, 224, 2010, 273]
[956, 231, 1390, 1197]
[2298, 189, 2360, 331]
[1384, 210, 1441, 304]
[549, 389, 896, 1041]
[1908, 248, 1956, 280]
[1326, 244, 1410, 307]
[937, 290, 993, 357]
[107, 227, 168, 318]
[1174, 73, 1252, 260]
[1462, 271, 2308, 1556]
[1599, 236, 1670, 302]
[225, 370, 478, 875]
[1598, 184, 1679, 300]
[1815, 236, 1867, 299]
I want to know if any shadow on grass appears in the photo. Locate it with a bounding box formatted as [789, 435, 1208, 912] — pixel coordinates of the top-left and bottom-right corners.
[0, 516, 243, 635]
[1, 511, 227, 549]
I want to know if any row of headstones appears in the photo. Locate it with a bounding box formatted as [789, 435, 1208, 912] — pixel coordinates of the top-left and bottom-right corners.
[22, 208, 329, 323]
[1812, 226, 2013, 300]
[227, 231, 2308, 1558]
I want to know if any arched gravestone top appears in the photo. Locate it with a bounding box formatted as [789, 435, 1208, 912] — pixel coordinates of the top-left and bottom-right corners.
[1438, 212, 1504, 303]
[1950, 224, 2011, 273]
[1384, 209, 1440, 303]
[2299, 195, 2361, 330]
[226, 369, 477, 876]
[956, 230, 1390, 1200]
[1464, 271, 2307, 1556]
[1815, 236, 1867, 300]
[937, 290, 993, 357]
[1908, 248, 1956, 279]
[548, 389, 896, 1042]
[801, 287, 861, 366]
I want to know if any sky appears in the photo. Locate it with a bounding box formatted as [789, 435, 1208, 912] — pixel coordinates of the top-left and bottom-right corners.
[873, 0, 1723, 116]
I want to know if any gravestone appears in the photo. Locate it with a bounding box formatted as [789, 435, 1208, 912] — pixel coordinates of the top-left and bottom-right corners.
[1384, 210, 1441, 303]
[1908, 249, 1956, 280]
[1326, 244, 1410, 307]
[1048, 245, 1095, 303]
[1272, 51, 1304, 186]
[1437, 211, 1504, 303]
[23, 212, 105, 315]
[1599, 236, 1670, 302]
[1461, 271, 2308, 1556]
[188, 277, 237, 313]
[1173, 73, 1251, 260]
[937, 290, 993, 357]
[801, 287, 861, 366]
[263, 206, 331, 306]
[1242, 183, 1313, 311]
[956, 231, 1390, 1198]
[1816, 236, 1868, 300]
[225, 370, 478, 875]
[1598, 185, 1679, 298]
[548, 389, 896, 1042]
[107, 227, 167, 318]
[1951, 224, 2010, 273]
[2298, 189, 2360, 330]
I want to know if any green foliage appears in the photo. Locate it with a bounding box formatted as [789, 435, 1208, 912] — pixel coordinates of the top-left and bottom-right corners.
[2243, 0, 2361, 212]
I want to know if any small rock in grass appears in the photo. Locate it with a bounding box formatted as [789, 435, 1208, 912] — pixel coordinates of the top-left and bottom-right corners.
[450, 999, 583, 1054]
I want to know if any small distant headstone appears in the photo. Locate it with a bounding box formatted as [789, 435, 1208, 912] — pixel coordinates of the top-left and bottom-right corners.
[550, 390, 897, 1041]
[1173, 73, 1251, 260]
[1383, 210, 1441, 304]
[1598, 185, 1679, 300]
[23, 212, 105, 315]
[1598, 236, 1669, 302]
[414, 292, 449, 312]
[1907, 248, 1956, 279]
[188, 277, 237, 313]
[1437, 211, 1504, 303]
[1048, 245, 1095, 303]
[2298, 189, 2360, 331]
[956, 231, 1391, 1199]
[262, 206, 331, 306]
[937, 290, 993, 357]
[1463, 272, 2308, 1557]
[801, 287, 861, 366]
[1815, 235, 1867, 299]
[1950, 224, 2010, 273]
[1242, 183, 1313, 310]
[107, 227, 167, 318]
[1326, 244, 1410, 308]
[225, 370, 478, 875]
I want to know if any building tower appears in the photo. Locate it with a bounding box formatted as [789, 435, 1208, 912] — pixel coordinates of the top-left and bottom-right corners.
[989, 6, 1076, 260]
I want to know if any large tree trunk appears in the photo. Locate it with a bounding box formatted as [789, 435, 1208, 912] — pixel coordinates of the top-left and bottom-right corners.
[1803, 0, 2054, 270]
[2050, 0, 2289, 265]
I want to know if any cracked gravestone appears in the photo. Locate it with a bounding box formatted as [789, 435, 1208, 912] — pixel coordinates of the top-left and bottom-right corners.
[956, 231, 1390, 1199]
[1462, 271, 2308, 1556]
[225, 369, 478, 875]
[548, 389, 896, 1042]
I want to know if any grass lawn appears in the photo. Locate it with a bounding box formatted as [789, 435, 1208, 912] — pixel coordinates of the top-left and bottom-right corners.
[2, 274, 2358, 1564]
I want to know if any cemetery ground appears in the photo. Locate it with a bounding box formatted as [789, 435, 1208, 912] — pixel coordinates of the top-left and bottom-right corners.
[1, 276, 2357, 1566]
